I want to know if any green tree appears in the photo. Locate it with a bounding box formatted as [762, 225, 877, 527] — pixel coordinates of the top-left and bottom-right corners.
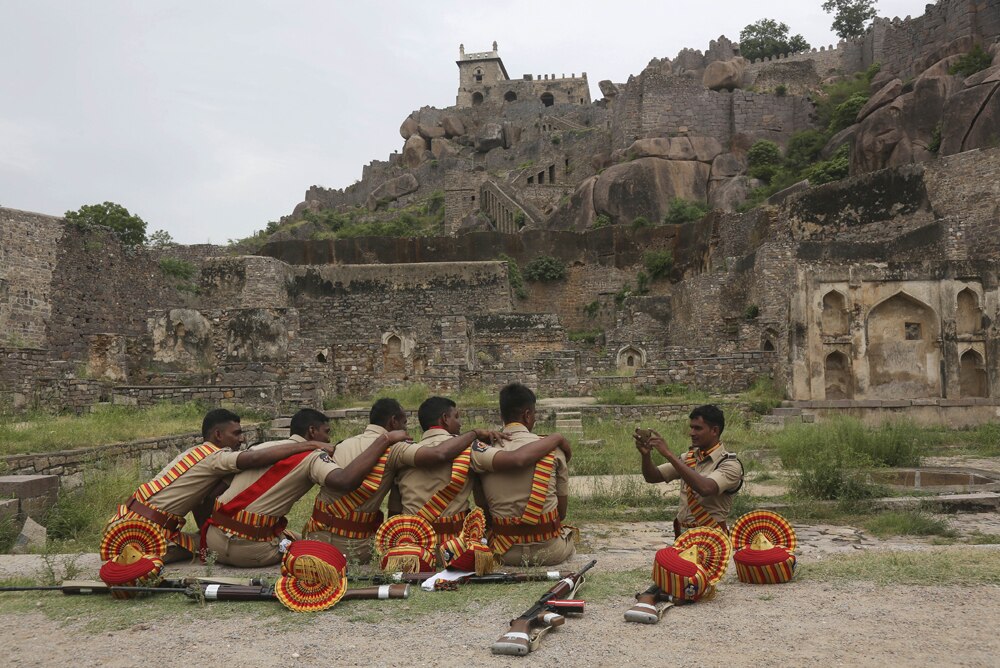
[822, 0, 879, 39]
[65, 202, 147, 246]
[146, 229, 174, 248]
[739, 19, 810, 62]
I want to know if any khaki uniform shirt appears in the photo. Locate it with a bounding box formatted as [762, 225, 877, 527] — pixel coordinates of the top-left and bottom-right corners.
[316, 424, 405, 512]
[393, 428, 472, 517]
[141, 443, 242, 517]
[215, 435, 341, 517]
[657, 443, 743, 525]
[471, 424, 568, 519]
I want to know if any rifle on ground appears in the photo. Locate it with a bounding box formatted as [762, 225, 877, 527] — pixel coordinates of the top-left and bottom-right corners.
[623, 584, 676, 624]
[491, 559, 596, 656]
[349, 570, 574, 586]
[0, 576, 265, 596]
[193, 582, 410, 602]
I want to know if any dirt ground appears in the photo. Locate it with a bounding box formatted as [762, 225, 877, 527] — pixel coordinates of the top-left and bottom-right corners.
[2, 519, 999, 667]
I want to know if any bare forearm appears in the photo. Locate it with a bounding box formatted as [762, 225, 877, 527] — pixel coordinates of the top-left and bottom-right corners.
[236, 441, 322, 469]
[493, 434, 566, 471]
[414, 431, 478, 467]
[640, 453, 664, 483]
[329, 436, 391, 491]
[662, 451, 719, 496]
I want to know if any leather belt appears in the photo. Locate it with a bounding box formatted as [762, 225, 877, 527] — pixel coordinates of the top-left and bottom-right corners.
[126, 497, 181, 532]
[431, 517, 467, 535]
[491, 519, 562, 537]
[210, 509, 287, 541]
[311, 508, 384, 537]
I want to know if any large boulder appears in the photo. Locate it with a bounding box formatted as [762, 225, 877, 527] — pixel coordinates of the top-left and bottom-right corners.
[939, 74, 1000, 155]
[851, 98, 908, 174]
[430, 137, 458, 160]
[598, 80, 619, 98]
[400, 116, 418, 140]
[625, 137, 723, 163]
[709, 175, 758, 212]
[546, 176, 597, 231]
[441, 114, 465, 138]
[709, 152, 744, 179]
[401, 134, 429, 168]
[418, 122, 446, 140]
[474, 123, 506, 153]
[856, 79, 903, 123]
[366, 174, 419, 210]
[703, 57, 747, 91]
[592, 158, 710, 225]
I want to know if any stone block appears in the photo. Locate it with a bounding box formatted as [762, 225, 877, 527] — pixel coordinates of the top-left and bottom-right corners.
[0, 474, 59, 499]
[11, 516, 46, 554]
[939, 398, 975, 407]
[880, 400, 912, 408]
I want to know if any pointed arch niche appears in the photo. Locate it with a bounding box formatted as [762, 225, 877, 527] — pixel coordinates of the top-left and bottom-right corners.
[866, 292, 940, 398]
[824, 350, 853, 399]
[959, 349, 988, 398]
[956, 288, 983, 336]
[616, 345, 646, 371]
[820, 290, 848, 336]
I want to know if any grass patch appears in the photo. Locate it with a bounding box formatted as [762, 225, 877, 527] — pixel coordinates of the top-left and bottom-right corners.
[800, 547, 1000, 586]
[0, 402, 270, 456]
[774, 417, 929, 469]
[862, 511, 956, 539]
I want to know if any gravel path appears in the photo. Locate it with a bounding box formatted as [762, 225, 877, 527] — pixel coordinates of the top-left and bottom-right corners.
[3, 520, 999, 667]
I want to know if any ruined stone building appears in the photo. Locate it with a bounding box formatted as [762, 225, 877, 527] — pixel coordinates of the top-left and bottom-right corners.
[2, 0, 1000, 417]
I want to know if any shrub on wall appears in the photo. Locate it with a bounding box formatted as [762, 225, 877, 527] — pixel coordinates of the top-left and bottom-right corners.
[523, 255, 567, 282]
[663, 198, 708, 224]
[65, 202, 148, 247]
[643, 250, 674, 280]
[949, 44, 992, 77]
[498, 254, 528, 298]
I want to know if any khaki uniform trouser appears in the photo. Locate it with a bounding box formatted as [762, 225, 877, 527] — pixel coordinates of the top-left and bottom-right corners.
[204, 525, 282, 568]
[304, 530, 374, 565]
[497, 527, 576, 567]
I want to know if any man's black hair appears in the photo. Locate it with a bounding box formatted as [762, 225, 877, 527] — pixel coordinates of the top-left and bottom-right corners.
[202, 408, 241, 440]
[499, 383, 536, 424]
[370, 398, 404, 427]
[689, 404, 725, 436]
[290, 408, 329, 438]
[418, 396, 457, 432]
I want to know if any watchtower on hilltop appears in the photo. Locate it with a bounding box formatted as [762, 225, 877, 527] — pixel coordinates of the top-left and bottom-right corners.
[456, 41, 591, 109]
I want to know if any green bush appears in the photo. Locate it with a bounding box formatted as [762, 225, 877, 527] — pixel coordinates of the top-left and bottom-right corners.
[595, 386, 637, 405]
[774, 84, 787, 96]
[949, 44, 992, 77]
[643, 250, 674, 280]
[743, 304, 760, 320]
[567, 330, 603, 344]
[583, 300, 600, 319]
[158, 258, 196, 281]
[636, 271, 650, 295]
[523, 255, 567, 282]
[828, 92, 869, 133]
[65, 202, 148, 247]
[630, 215, 651, 230]
[748, 140, 782, 168]
[864, 61, 882, 83]
[803, 144, 850, 184]
[663, 198, 709, 224]
[928, 123, 943, 154]
[784, 130, 828, 172]
[498, 254, 528, 299]
[591, 213, 612, 229]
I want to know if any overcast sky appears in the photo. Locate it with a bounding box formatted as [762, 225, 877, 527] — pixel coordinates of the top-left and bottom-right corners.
[1, 1, 929, 244]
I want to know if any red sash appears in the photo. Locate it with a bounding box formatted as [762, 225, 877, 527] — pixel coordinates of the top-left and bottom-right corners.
[199, 450, 313, 555]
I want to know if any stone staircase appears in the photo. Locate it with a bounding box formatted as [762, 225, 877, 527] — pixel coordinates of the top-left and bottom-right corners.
[758, 403, 816, 430]
[554, 410, 584, 436]
[263, 416, 291, 440]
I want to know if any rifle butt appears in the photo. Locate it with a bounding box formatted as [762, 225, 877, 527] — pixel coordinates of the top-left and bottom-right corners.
[340, 584, 410, 600]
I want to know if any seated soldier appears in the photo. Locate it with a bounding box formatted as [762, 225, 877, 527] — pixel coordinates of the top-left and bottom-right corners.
[102, 408, 333, 563]
[388, 396, 509, 545]
[204, 408, 409, 567]
[472, 383, 577, 566]
[303, 399, 414, 564]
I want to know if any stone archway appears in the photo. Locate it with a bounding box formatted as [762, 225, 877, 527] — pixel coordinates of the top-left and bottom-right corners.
[957, 288, 982, 335]
[866, 292, 940, 398]
[762, 327, 779, 352]
[504, 91, 517, 102]
[472, 92, 484, 106]
[383, 334, 404, 375]
[616, 345, 646, 371]
[821, 290, 848, 335]
[959, 349, 988, 398]
[824, 350, 852, 399]
[540, 92, 554, 107]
